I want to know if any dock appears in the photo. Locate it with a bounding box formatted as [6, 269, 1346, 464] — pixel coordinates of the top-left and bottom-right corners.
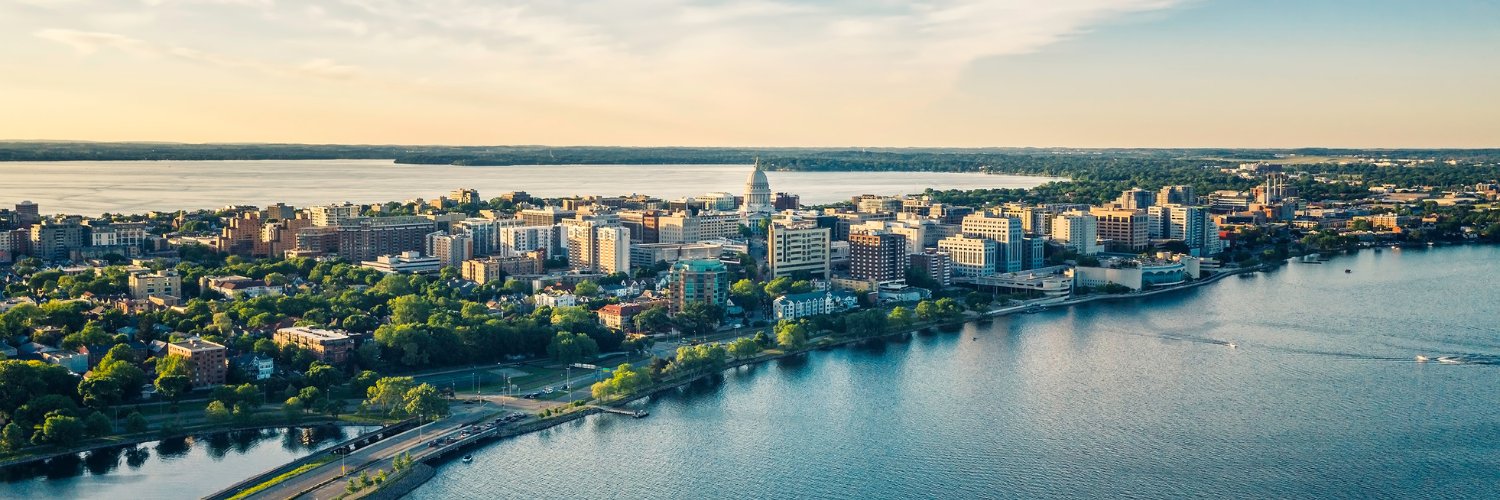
[593, 406, 650, 418]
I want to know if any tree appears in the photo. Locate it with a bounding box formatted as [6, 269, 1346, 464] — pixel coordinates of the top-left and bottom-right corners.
[304, 362, 343, 390]
[84, 411, 112, 437]
[78, 376, 123, 410]
[914, 301, 937, 321]
[204, 400, 231, 423]
[350, 370, 380, 395]
[888, 307, 914, 329]
[253, 338, 279, 358]
[365, 376, 415, 416]
[388, 295, 435, 325]
[283, 397, 304, 422]
[125, 412, 148, 433]
[590, 363, 648, 400]
[727, 337, 760, 360]
[403, 383, 448, 419]
[573, 280, 601, 297]
[1, 423, 28, 452]
[35, 413, 85, 446]
[763, 277, 793, 296]
[674, 301, 724, 338]
[633, 307, 671, 335]
[776, 321, 808, 350]
[730, 279, 767, 312]
[546, 332, 598, 364]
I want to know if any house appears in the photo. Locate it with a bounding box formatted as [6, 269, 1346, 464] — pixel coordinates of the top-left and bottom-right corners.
[202, 275, 283, 299]
[533, 290, 578, 308]
[232, 354, 275, 380]
[772, 290, 859, 321]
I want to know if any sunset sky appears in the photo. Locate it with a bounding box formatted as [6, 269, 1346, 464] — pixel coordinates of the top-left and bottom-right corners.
[3, 0, 1497, 147]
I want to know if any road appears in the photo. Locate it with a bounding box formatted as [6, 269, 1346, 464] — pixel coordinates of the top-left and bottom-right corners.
[248, 402, 498, 500]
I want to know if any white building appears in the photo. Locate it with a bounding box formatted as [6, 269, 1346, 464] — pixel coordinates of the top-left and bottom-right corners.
[1050, 212, 1099, 255]
[772, 290, 859, 321]
[960, 213, 1025, 272]
[497, 225, 558, 258]
[768, 223, 831, 279]
[533, 290, 578, 308]
[361, 251, 442, 274]
[937, 234, 998, 278]
[425, 231, 473, 268]
[741, 161, 774, 222]
[309, 203, 360, 227]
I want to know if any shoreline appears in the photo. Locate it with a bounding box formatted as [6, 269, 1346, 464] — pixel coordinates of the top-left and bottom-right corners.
[0, 417, 371, 469]
[379, 263, 1271, 497]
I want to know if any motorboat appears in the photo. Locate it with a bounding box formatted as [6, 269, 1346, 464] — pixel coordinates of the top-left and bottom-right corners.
[462, 454, 473, 463]
[1437, 357, 1462, 364]
[1344, 269, 1352, 273]
[1226, 342, 1237, 349]
[1415, 355, 1429, 362]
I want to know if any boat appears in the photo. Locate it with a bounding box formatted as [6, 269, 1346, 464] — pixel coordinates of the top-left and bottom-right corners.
[1226, 342, 1237, 349]
[1415, 355, 1429, 362]
[1344, 269, 1351, 273]
[1437, 357, 1462, 364]
[462, 454, 473, 463]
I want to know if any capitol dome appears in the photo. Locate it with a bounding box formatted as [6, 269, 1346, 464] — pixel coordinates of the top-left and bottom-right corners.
[741, 159, 773, 216]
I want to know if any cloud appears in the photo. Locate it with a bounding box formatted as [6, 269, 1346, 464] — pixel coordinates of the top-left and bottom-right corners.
[35, 28, 359, 81]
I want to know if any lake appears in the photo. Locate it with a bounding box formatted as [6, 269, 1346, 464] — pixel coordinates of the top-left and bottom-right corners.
[413, 245, 1500, 499]
[0, 424, 375, 499]
[0, 160, 1056, 216]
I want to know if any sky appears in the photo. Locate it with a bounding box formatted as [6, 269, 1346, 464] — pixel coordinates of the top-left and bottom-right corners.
[1, 0, 1497, 148]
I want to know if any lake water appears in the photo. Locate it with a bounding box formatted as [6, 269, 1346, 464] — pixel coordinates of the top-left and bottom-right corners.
[0, 424, 374, 498]
[414, 245, 1500, 499]
[0, 160, 1056, 216]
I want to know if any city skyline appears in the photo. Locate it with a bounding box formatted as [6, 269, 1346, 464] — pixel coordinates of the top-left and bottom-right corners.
[3, 0, 1498, 148]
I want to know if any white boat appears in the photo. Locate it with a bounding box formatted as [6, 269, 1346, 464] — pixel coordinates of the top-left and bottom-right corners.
[1437, 357, 1462, 364]
[462, 455, 473, 463]
[1415, 355, 1429, 362]
[1226, 342, 1237, 349]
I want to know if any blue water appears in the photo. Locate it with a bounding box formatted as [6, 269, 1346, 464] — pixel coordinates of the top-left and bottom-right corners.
[415, 246, 1500, 499]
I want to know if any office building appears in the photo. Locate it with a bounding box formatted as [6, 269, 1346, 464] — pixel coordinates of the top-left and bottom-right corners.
[1156, 185, 1197, 206]
[1050, 212, 1099, 255]
[937, 235, 998, 278]
[14, 201, 40, 227]
[497, 225, 557, 258]
[1115, 188, 1155, 210]
[768, 223, 831, 279]
[1090, 207, 1149, 252]
[28, 218, 84, 261]
[960, 213, 1024, 273]
[362, 251, 443, 274]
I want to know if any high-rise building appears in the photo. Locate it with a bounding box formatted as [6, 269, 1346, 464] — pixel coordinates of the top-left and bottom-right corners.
[773, 193, 801, 210]
[960, 213, 1024, 273]
[855, 195, 902, 214]
[668, 259, 730, 313]
[564, 221, 631, 274]
[937, 235, 998, 278]
[519, 207, 576, 227]
[741, 161, 774, 222]
[425, 231, 473, 268]
[263, 203, 296, 220]
[1256, 173, 1295, 204]
[457, 218, 504, 256]
[908, 249, 953, 287]
[595, 225, 631, 275]
[618, 209, 663, 244]
[1156, 185, 1196, 206]
[497, 225, 557, 258]
[28, 218, 84, 261]
[768, 223, 831, 279]
[1115, 188, 1155, 209]
[335, 216, 436, 263]
[1090, 207, 1149, 252]
[1021, 236, 1046, 270]
[658, 212, 740, 244]
[1050, 212, 1099, 255]
[1149, 205, 1221, 255]
[14, 201, 40, 227]
[309, 203, 361, 227]
[848, 231, 907, 282]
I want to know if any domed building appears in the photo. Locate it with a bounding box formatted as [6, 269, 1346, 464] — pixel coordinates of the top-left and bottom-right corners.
[741, 159, 773, 223]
